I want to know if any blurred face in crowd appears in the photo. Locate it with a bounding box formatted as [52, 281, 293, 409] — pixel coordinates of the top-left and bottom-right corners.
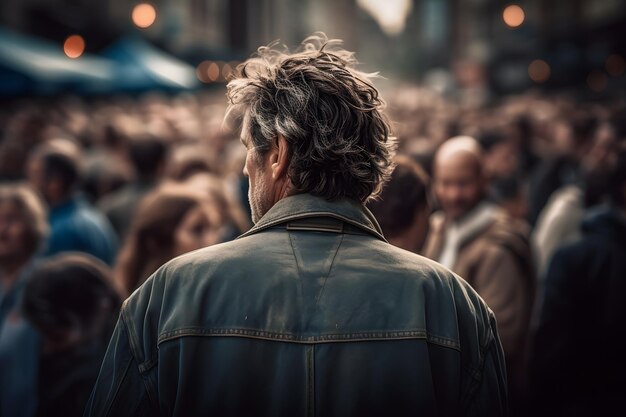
[173, 201, 224, 256]
[434, 149, 486, 222]
[484, 142, 518, 179]
[26, 156, 64, 205]
[0, 201, 30, 264]
[551, 120, 574, 156]
[584, 123, 618, 173]
[240, 116, 274, 223]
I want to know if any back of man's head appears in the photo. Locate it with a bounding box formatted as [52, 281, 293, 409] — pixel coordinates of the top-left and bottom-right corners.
[22, 253, 121, 349]
[129, 134, 168, 180]
[30, 139, 83, 199]
[368, 155, 430, 239]
[570, 111, 599, 153]
[477, 130, 506, 153]
[226, 33, 395, 203]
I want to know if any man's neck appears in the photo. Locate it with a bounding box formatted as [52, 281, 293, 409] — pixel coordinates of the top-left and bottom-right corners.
[49, 192, 77, 210]
[271, 181, 295, 207]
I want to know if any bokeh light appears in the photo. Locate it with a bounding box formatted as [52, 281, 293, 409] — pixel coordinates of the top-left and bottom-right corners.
[132, 3, 157, 29]
[196, 61, 222, 83]
[220, 63, 233, 81]
[196, 61, 212, 83]
[606, 54, 625, 77]
[63, 35, 85, 59]
[357, 0, 413, 36]
[503, 5, 525, 28]
[528, 59, 550, 83]
[587, 70, 608, 92]
[207, 62, 220, 82]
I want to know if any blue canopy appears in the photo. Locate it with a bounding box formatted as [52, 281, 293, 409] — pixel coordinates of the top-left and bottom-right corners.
[102, 36, 200, 92]
[0, 28, 116, 95]
[0, 28, 200, 95]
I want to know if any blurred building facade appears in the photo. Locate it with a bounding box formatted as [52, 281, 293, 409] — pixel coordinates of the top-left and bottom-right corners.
[1, 0, 625, 96]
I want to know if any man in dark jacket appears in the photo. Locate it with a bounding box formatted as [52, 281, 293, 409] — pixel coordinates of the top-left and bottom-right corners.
[98, 134, 169, 240]
[529, 148, 626, 416]
[85, 34, 507, 417]
[26, 139, 118, 265]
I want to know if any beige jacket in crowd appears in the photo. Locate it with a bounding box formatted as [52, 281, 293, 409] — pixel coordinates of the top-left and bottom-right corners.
[423, 204, 535, 390]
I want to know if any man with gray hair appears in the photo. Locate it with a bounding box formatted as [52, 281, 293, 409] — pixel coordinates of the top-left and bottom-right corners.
[85, 35, 507, 417]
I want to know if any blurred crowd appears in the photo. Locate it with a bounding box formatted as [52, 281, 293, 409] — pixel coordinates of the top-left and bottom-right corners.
[1, 86, 625, 416]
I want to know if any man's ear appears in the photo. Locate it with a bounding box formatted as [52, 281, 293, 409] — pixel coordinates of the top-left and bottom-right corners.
[271, 134, 289, 180]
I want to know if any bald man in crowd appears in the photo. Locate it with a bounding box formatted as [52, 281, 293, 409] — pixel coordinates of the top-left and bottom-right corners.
[423, 136, 534, 406]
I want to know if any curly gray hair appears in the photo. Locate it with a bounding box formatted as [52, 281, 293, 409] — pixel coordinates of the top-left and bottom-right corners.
[226, 33, 395, 203]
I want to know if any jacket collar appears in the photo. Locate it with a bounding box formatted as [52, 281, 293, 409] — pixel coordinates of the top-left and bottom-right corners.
[582, 204, 626, 245]
[237, 193, 387, 242]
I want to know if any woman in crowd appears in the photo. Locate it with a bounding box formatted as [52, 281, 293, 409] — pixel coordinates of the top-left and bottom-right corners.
[0, 183, 48, 417]
[184, 172, 251, 241]
[115, 183, 231, 295]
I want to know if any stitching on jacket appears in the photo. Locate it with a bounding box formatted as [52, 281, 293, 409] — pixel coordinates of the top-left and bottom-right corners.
[464, 312, 498, 405]
[121, 304, 143, 366]
[102, 318, 134, 417]
[288, 231, 303, 282]
[123, 302, 159, 374]
[306, 345, 315, 417]
[315, 233, 344, 306]
[155, 327, 461, 350]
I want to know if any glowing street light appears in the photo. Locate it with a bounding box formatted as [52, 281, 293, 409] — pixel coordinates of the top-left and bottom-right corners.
[64, 35, 85, 59]
[503, 5, 525, 28]
[132, 3, 157, 29]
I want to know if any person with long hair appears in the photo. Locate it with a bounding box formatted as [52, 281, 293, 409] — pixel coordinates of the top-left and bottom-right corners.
[115, 183, 228, 295]
[0, 183, 48, 417]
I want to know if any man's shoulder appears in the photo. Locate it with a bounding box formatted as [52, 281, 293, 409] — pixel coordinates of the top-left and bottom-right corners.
[428, 211, 446, 232]
[123, 232, 282, 301]
[97, 187, 133, 213]
[121, 229, 496, 362]
[127, 228, 488, 307]
[180, 233, 490, 323]
[138, 232, 460, 288]
[464, 209, 531, 256]
[168, 232, 279, 271]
